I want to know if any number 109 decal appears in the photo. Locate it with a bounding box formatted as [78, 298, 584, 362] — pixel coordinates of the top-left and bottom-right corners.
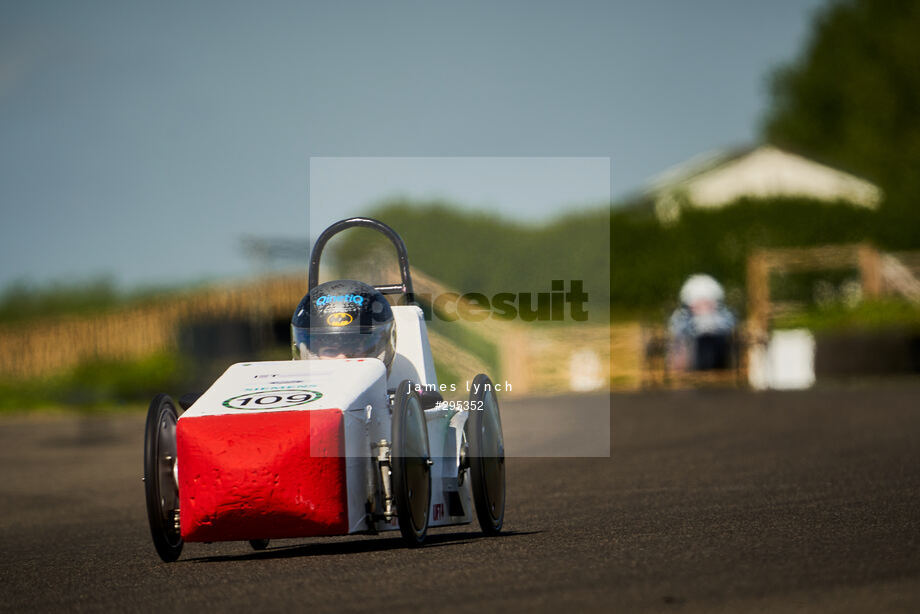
[222, 389, 323, 410]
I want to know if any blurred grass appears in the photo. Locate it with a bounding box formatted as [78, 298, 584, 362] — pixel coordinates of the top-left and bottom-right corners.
[0, 352, 186, 412]
[418, 296, 501, 378]
[432, 357, 463, 396]
[0, 276, 213, 325]
[0, 277, 123, 324]
[774, 299, 920, 332]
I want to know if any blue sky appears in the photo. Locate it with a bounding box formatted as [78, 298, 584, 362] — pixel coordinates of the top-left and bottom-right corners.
[0, 0, 827, 289]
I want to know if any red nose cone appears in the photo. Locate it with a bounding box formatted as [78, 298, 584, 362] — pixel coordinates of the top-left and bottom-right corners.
[177, 409, 349, 542]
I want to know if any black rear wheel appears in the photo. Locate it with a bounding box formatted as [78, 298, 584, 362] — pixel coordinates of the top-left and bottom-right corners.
[392, 380, 432, 547]
[467, 374, 505, 535]
[144, 394, 183, 562]
[249, 539, 270, 550]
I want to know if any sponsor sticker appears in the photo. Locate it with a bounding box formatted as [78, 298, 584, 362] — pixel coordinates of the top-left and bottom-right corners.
[222, 388, 323, 410]
[316, 294, 364, 306]
[326, 312, 353, 327]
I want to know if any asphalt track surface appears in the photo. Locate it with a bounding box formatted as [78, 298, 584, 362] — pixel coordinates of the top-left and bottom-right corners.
[2, 383, 920, 612]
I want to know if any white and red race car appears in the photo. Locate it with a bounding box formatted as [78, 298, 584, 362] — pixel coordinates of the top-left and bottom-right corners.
[143, 218, 506, 562]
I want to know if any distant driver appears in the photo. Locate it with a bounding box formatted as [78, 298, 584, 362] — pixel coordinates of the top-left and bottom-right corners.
[668, 274, 736, 371]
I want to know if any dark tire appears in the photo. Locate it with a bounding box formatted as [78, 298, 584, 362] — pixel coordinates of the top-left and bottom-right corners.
[467, 374, 505, 535]
[144, 394, 183, 562]
[391, 380, 432, 547]
[249, 539, 270, 550]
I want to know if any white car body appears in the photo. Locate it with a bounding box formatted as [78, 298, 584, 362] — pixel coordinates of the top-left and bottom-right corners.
[177, 305, 472, 540]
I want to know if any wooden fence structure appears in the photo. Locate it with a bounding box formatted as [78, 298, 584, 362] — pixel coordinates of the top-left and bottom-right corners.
[0, 276, 307, 379]
[0, 267, 631, 395]
[746, 243, 920, 339]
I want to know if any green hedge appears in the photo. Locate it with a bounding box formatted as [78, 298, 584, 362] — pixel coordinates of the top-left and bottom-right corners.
[611, 197, 884, 314]
[774, 300, 920, 332]
[2, 197, 916, 339]
[0, 352, 186, 412]
[334, 197, 910, 318]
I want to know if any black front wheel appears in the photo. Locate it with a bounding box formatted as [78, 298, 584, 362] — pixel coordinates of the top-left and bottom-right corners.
[249, 539, 270, 551]
[466, 374, 505, 535]
[391, 380, 432, 547]
[144, 394, 183, 562]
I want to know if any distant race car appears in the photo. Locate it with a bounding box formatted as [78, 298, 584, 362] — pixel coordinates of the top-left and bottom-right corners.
[143, 217, 506, 562]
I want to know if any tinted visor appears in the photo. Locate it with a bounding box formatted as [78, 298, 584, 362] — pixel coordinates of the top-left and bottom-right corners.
[292, 324, 391, 362]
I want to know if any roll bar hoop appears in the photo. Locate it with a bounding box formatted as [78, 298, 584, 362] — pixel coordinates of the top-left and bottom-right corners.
[308, 217, 414, 303]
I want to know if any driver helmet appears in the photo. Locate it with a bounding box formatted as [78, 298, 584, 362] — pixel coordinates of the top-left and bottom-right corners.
[291, 279, 396, 369]
[679, 274, 725, 306]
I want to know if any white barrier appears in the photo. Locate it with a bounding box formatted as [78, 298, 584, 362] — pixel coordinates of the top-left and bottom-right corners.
[748, 328, 816, 390]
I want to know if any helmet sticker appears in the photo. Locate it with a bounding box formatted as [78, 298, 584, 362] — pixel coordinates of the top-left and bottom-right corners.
[316, 294, 364, 306]
[326, 312, 354, 327]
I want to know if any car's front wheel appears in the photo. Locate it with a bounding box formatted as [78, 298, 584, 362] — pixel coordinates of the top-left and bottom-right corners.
[391, 380, 432, 547]
[144, 394, 183, 562]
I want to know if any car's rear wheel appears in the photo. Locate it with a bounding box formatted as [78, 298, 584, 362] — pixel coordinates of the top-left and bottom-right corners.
[144, 394, 183, 562]
[249, 539, 270, 551]
[467, 374, 505, 535]
[392, 380, 432, 547]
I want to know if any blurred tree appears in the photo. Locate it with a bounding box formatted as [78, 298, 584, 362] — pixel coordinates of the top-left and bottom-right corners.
[0, 276, 121, 323]
[330, 200, 611, 319]
[764, 0, 920, 244]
